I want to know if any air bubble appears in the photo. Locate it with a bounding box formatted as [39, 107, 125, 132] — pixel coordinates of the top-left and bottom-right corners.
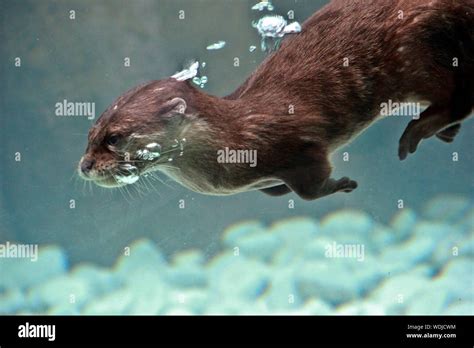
[252, 1, 274, 11]
[253, 15, 301, 52]
[206, 41, 226, 50]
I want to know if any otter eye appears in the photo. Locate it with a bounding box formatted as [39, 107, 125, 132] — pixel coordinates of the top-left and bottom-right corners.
[106, 134, 121, 146]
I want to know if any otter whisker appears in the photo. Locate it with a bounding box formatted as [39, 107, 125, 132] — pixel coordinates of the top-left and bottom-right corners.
[134, 176, 150, 197]
[123, 182, 137, 201]
[147, 172, 176, 190]
[70, 170, 81, 192]
[117, 185, 129, 203]
[144, 175, 162, 196]
[81, 177, 87, 195]
[136, 176, 150, 195]
[130, 181, 143, 198]
[141, 174, 156, 194]
[113, 176, 135, 204]
[116, 160, 148, 164]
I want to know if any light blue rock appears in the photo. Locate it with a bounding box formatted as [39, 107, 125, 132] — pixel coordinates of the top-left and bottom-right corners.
[368, 225, 397, 252]
[268, 218, 318, 248]
[390, 208, 417, 242]
[413, 222, 456, 243]
[379, 235, 437, 275]
[294, 256, 382, 306]
[48, 305, 80, 315]
[406, 284, 449, 315]
[320, 210, 374, 245]
[207, 257, 270, 300]
[118, 271, 170, 315]
[369, 269, 432, 314]
[262, 268, 301, 310]
[336, 301, 387, 315]
[423, 196, 471, 222]
[127, 286, 169, 315]
[321, 210, 374, 240]
[295, 261, 357, 305]
[205, 251, 238, 275]
[205, 299, 269, 315]
[298, 299, 333, 315]
[71, 264, 121, 294]
[458, 208, 474, 232]
[26, 275, 93, 311]
[114, 239, 167, 278]
[301, 236, 336, 261]
[236, 232, 282, 262]
[171, 250, 205, 266]
[164, 308, 194, 315]
[82, 288, 135, 314]
[272, 247, 302, 265]
[352, 255, 386, 295]
[221, 221, 265, 247]
[459, 235, 474, 257]
[268, 218, 319, 264]
[166, 289, 209, 314]
[442, 301, 474, 315]
[0, 290, 26, 314]
[125, 269, 165, 290]
[433, 258, 474, 304]
[437, 258, 473, 281]
[163, 265, 207, 288]
[83, 269, 169, 314]
[204, 299, 246, 314]
[0, 246, 67, 290]
[425, 224, 464, 267]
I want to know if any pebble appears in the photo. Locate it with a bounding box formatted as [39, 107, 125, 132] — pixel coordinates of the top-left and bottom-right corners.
[320, 210, 374, 244]
[295, 261, 362, 305]
[221, 220, 265, 247]
[113, 239, 167, 278]
[370, 269, 433, 314]
[423, 195, 471, 222]
[0, 246, 67, 290]
[390, 208, 417, 242]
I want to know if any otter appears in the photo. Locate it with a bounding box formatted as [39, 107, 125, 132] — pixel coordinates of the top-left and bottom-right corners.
[79, 0, 474, 200]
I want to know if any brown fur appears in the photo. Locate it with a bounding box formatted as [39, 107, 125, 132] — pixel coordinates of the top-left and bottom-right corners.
[80, 0, 474, 200]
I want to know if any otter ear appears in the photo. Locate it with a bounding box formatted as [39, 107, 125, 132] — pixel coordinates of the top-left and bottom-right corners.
[161, 97, 187, 117]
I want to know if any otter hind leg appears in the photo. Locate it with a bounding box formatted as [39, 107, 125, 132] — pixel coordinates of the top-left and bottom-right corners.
[435, 123, 461, 143]
[398, 106, 468, 160]
[399, 77, 473, 160]
[435, 78, 473, 143]
[398, 104, 450, 160]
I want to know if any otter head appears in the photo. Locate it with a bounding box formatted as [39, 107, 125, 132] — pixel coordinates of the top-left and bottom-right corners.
[78, 78, 195, 188]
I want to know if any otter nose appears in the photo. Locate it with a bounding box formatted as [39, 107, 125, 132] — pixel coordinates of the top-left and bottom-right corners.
[80, 158, 95, 174]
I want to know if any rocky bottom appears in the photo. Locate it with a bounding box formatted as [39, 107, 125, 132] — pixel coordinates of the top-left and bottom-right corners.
[0, 195, 472, 315]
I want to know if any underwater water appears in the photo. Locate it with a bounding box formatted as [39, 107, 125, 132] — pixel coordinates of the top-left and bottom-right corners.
[0, 0, 473, 315]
